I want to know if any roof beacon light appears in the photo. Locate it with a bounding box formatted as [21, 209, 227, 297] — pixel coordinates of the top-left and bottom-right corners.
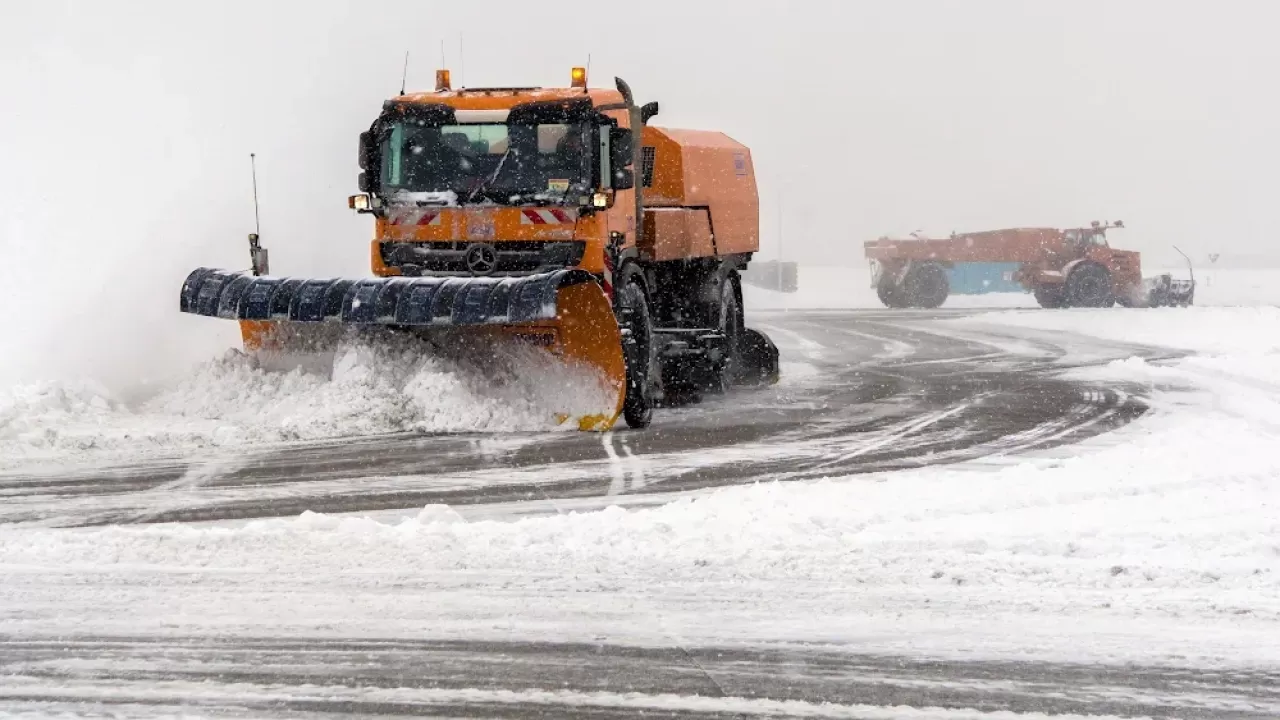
[436, 69, 452, 92]
[571, 67, 587, 88]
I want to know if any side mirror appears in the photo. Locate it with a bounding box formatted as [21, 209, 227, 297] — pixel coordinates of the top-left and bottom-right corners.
[612, 168, 634, 190]
[357, 171, 372, 192]
[358, 130, 376, 170]
[609, 127, 633, 169]
[640, 101, 660, 124]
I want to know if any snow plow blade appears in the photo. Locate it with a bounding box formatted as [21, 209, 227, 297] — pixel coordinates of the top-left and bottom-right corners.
[1142, 274, 1195, 307]
[179, 267, 626, 431]
[1136, 247, 1196, 308]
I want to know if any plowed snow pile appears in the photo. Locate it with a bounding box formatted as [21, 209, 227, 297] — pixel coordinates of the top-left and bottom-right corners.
[0, 331, 613, 468]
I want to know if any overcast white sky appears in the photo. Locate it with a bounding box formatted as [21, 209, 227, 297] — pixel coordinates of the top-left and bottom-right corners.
[2, 0, 1278, 385]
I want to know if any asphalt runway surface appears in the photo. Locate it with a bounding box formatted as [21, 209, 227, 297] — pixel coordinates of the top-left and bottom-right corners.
[8, 308, 1266, 719]
[3, 636, 1277, 718]
[1, 309, 1166, 528]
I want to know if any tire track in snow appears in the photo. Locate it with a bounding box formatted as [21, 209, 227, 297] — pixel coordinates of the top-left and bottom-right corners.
[3, 635, 1276, 719]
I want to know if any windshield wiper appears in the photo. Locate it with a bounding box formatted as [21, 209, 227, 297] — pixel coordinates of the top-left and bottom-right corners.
[467, 147, 515, 203]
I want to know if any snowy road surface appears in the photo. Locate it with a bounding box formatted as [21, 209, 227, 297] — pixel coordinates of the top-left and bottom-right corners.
[3, 637, 1278, 719]
[2, 308, 1278, 718]
[0, 310, 1161, 527]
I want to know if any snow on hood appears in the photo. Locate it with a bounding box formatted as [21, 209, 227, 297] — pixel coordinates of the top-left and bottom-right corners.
[386, 190, 459, 206]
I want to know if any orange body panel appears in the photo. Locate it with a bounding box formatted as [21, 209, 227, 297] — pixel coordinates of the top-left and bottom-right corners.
[642, 126, 759, 258]
[642, 208, 715, 261]
[864, 228, 1065, 264]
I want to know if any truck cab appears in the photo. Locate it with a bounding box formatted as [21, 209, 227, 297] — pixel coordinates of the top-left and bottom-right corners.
[347, 69, 649, 299]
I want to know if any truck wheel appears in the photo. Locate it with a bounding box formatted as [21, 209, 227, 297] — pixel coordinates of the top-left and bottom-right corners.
[1065, 263, 1114, 308]
[1034, 286, 1067, 308]
[617, 268, 654, 429]
[876, 279, 905, 308]
[707, 274, 743, 392]
[902, 263, 949, 308]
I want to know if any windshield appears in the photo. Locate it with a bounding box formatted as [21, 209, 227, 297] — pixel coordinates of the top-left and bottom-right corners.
[380, 121, 591, 204]
[1064, 229, 1109, 247]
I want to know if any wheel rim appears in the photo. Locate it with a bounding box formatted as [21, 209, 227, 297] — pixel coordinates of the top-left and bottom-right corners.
[909, 266, 947, 307]
[1074, 271, 1109, 305]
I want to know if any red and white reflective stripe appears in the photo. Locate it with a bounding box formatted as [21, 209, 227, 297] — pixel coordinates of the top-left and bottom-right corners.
[388, 211, 443, 227]
[520, 208, 574, 225]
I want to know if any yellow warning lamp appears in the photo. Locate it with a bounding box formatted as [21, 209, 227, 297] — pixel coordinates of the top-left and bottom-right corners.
[571, 67, 587, 88]
[436, 69, 452, 92]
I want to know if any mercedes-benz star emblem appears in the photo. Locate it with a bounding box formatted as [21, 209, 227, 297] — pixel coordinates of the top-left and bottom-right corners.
[464, 243, 498, 276]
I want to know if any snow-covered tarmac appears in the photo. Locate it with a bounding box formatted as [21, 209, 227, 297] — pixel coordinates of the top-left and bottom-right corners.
[1, 272, 1278, 716]
[2, 311, 1277, 659]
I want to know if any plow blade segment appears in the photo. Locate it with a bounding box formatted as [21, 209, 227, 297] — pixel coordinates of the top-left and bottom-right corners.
[180, 267, 594, 326]
[179, 267, 625, 431]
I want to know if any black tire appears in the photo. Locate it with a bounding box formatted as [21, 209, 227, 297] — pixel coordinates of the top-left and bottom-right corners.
[708, 274, 744, 392]
[902, 263, 949, 309]
[1065, 263, 1114, 308]
[876, 279, 906, 308]
[1034, 285, 1067, 309]
[616, 267, 654, 429]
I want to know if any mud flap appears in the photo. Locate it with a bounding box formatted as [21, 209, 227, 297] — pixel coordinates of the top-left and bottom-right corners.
[179, 268, 626, 431]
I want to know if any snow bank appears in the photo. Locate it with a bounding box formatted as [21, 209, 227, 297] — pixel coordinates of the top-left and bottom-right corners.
[0, 331, 614, 467]
[957, 305, 1280, 357]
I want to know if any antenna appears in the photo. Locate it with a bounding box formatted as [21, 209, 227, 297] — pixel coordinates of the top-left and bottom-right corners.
[247, 153, 268, 276]
[440, 40, 446, 69]
[400, 51, 409, 95]
[250, 153, 261, 236]
[459, 33, 465, 87]
[585, 53, 592, 93]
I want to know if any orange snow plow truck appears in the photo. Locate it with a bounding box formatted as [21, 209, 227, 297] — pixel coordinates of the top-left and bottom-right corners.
[864, 221, 1196, 309]
[179, 69, 779, 431]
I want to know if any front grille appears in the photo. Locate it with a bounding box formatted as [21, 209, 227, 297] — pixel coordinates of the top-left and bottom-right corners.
[380, 240, 586, 276]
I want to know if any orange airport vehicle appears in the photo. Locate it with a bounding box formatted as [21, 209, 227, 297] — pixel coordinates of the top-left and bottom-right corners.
[863, 221, 1195, 309]
[180, 68, 779, 431]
